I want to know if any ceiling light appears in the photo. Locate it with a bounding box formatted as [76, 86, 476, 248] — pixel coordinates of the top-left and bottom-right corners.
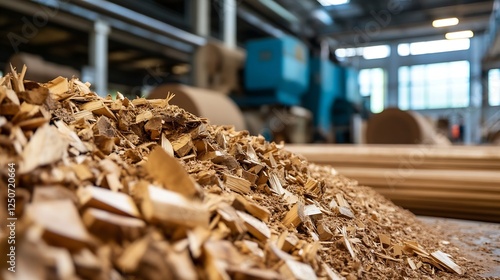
[432, 17, 459, 28]
[317, 0, 350, 7]
[445, 30, 474, 40]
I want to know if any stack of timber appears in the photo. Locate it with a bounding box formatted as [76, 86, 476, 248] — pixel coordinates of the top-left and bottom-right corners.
[0, 68, 480, 279]
[287, 144, 500, 222]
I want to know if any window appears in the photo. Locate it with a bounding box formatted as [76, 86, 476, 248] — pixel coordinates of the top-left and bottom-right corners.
[489, 69, 500, 106]
[398, 61, 469, 110]
[398, 39, 470, 56]
[359, 68, 386, 113]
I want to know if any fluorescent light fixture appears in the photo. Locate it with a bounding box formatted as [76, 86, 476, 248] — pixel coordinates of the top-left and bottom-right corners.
[318, 0, 350, 7]
[312, 9, 333, 25]
[445, 30, 474, 40]
[432, 17, 459, 28]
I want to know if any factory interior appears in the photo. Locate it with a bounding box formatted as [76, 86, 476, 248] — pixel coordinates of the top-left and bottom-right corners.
[0, 0, 499, 279]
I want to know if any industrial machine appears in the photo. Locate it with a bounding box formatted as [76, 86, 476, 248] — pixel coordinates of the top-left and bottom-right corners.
[148, 36, 364, 144]
[235, 36, 310, 107]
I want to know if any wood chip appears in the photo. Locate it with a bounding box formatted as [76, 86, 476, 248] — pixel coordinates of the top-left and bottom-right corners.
[279, 259, 318, 280]
[431, 250, 463, 275]
[146, 146, 200, 198]
[282, 201, 305, 228]
[236, 210, 271, 242]
[224, 173, 252, 194]
[20, 124, 68, 174]
[141, 184, 209, 228]
[28, 199, 92, 250]
[78, 186, 140, 218]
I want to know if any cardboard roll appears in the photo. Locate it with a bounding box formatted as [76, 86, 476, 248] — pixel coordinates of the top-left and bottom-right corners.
[7, 53, 80, 83]
[366, 108, 450, 145]
[147, 84, 246, 131]
[195, 41, 245, 95]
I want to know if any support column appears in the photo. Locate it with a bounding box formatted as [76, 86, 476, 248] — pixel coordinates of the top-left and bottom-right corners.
[90, 20, 110, 96]
[466, 35, 483, 144]
[193, 0, 210, 37]
[222, 0, 237, 48]
[386, 43, 399, 108]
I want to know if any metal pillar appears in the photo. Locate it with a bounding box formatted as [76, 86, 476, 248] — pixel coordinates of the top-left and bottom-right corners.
[222, 0, 237, 48]
[194, 0, 210, 37]
[90, 20, 110, 96]
[466, 35, 483, 144]
[386, 43, 399, 108]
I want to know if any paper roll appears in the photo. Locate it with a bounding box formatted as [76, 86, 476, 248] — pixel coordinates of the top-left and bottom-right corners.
[147, 84, 246, 131]
[7, 53, 80, 83]
[195, 42, 245, 95]
[366, 108, 450, 145]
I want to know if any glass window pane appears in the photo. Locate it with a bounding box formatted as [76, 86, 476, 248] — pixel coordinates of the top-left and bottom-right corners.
[399, 84, 409, 110]
[399, 60, 469, 109]
[489, 69, 500, 106]
[358, 68, 386, 112]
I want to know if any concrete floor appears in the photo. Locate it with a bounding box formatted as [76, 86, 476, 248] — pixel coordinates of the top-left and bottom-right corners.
[418, 216, 500, 278]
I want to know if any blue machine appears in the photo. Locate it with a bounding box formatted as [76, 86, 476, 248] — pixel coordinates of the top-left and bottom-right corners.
[235, 36, 309, 106]
[303, 56, 346, 135]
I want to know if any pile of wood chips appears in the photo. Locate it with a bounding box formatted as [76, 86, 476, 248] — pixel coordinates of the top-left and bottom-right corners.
[0, 68, 475, 279]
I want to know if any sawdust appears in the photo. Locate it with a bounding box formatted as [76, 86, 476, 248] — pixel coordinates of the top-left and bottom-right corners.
[0, 70, 487, 279]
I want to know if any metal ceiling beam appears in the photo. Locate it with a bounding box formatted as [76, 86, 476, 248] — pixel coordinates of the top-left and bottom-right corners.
[329, 15, 490, 47]
[320, 1, 494, 35]
[74, 0, 206, 46]
[236, 6, 287, 38]
[21, 0, 198, 53]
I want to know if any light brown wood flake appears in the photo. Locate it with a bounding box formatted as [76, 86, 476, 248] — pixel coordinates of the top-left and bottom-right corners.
[282, 201, 305, 228]
[72, 249, 103, 279]
[171, 133, 194, 157]
[20, 124, 69, 174]
[304, 204, 322, 220]
[72, 164, 93, 181]
[277, 231, 299, 253]
[240, 240, 265, 258]
[322, 263, 346, 280]
[141, 184, 209, 228]
[378, 233, 391, 248]
[339, 226, 356, 260]
[236, 210, 271, 242]
[28, 199, 92, 250]
[46, 76, 69, 97]
[161, 133, 175, 157]
[232, 194, 270, 222]
[145, 146, 199, 197]
[407, 258, 417, 270]
[304, 178, 320, 196]
[54, 120, 88, 153]
[135, 110, 153, 123]
[430, 251, 463, 275]
[82, 208, 145, 239]
[317, 223, 333, 241]
[78, 186, 141, 218]
[187, 226, 211, 258]
[217, 203, 247, 235]
[2, 85, 20, 105]
[224, 173, 252, 194]
[81, 100, 116, 120]
[279, 259, 318, 280]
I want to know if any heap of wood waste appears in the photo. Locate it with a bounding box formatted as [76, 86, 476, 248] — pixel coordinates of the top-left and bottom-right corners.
[0, 67, 475, 279]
